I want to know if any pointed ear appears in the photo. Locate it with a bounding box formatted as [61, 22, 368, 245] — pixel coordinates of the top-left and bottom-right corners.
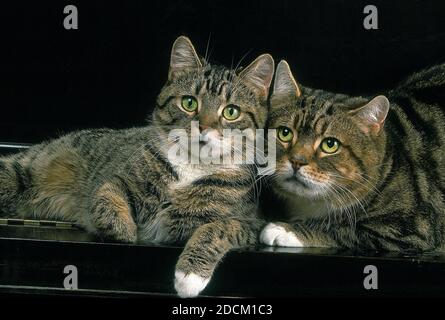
[169, 36, 202, 80]
[272, 60, 301, 99]
[350, 95, 390, 135]
[239, 54, 274, 97]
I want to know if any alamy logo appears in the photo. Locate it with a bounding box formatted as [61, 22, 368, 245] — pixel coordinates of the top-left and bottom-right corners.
[363, 5, 378, 30]
[363, 265, 378, 290]
[63, 5, 78, 30]
[63, 265, 78, 290]
[167, 121, 277, 175]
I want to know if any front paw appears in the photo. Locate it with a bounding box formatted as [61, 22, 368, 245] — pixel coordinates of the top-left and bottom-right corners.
[260, 223, 304, 247]
[174, 270, 210, 298]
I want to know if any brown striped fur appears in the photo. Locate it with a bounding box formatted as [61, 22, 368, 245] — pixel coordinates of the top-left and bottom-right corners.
[264, 60, 445, 251]
[0, 37, 274, 296]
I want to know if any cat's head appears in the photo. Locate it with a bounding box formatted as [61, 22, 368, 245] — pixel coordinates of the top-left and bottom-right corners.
[153, 36, 274, 162]
[269, 60, 390, 209]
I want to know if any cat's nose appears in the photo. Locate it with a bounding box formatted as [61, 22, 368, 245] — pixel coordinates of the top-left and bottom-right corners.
[199, 124, 211, 132]
[290, 155, 308, 171]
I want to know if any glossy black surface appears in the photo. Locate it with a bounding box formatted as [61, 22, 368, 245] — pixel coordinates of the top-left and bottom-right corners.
[2, 224, 445, 298]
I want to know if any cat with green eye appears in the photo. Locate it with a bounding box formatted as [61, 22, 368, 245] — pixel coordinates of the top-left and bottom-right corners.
[261, 60, 445, 252]
[181, 95, 241, 120]
[277, 127, 340, 153]
[0, 36, 275, 297]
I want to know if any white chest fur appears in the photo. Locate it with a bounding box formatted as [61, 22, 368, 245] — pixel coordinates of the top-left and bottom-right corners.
[172, 163, 210, 187]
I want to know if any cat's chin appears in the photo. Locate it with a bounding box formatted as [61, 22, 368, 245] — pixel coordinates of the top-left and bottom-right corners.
[279, 175, 328, 199]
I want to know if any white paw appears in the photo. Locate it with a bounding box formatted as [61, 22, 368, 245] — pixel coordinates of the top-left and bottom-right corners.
[174, 271, 210, 298]
[260, 223, 304, 247]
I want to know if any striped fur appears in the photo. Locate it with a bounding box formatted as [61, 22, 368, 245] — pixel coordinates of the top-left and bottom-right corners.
[0, 36, 274, 296]
[264, 61, 445, 252]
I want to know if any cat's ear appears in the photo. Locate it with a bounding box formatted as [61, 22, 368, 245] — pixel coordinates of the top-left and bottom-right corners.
[350, 95, 390, 135]
[239, 54, 275, 97]
[169, 36, 202, 80]
[272, 60, 301, 99]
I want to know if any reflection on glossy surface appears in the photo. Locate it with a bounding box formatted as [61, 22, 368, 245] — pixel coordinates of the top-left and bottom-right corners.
[2, 224, 445, 262]
[1, 223, 445, 298]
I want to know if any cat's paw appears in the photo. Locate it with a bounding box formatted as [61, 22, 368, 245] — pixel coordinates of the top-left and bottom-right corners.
[174, 270, 210, 298]
[260, 223, 304, 247]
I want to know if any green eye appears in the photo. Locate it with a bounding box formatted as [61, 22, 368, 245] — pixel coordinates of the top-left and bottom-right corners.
[181, 96, 198, 112]
[222, 105, 241, 120]
[277, 126, 294, 143]
[320, 137, 340, 154]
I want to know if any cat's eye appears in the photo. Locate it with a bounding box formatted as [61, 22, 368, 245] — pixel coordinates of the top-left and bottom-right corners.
[181, 96, 198, 112]
[320, 137, 340, 154]
[222, 105, 241, 121]
[277, 126, 294, 143]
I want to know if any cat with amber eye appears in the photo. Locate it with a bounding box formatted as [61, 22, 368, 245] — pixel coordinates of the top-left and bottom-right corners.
[261, 60, 445, 252]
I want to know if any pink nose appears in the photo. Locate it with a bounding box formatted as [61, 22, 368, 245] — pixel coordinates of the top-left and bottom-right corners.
[199, 124, 211, 132]
[290, 156, 308, 171]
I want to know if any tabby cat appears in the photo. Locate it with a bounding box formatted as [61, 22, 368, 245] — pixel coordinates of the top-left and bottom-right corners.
[0, 36, 274, 297]
[261, 60, 445, 251]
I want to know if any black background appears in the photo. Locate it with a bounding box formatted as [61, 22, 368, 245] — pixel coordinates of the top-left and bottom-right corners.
[1, 0, 445, 143]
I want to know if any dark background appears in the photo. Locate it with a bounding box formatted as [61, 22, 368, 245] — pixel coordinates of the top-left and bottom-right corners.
[1, 0, 444, 143]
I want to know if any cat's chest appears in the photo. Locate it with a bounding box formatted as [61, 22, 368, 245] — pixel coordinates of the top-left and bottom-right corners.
[284, 195, 330, 219]
[171, 164, 210, 188]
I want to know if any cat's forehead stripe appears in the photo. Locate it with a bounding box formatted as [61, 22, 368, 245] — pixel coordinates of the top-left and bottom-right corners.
[309, 101, 332, 133]
[272, 96, 335, 134]
[292, 111, 299, 130]
[197, 66, 237, 97]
